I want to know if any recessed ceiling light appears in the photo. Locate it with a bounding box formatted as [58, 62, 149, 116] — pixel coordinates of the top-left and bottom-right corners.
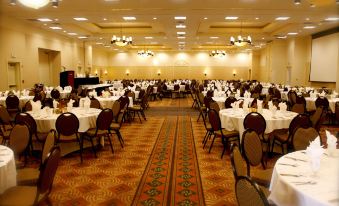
[325, 17, 339, 21]
[294, 0, 301, 5]
[310, 3, 316, 7]
[178, 42, 185, 44]
[123, 16, 136, 20]
[204, 17, 208, 20]
[210, 37, 219, 39]
[104, 45, 111, 48]
[305, 18, 310, 21]
[54, 18, 59, 21]
[287, 32, 298, 35]
[225, 16, 238, 20]
[43, 24, 47, 26]
[73, 17, 88, 21]
[68, 33, 77, 35]
[275, 17, 290, 21]
[144, 36, 153, 39]
[37, 18, 53, 22]
[276, 36, 287, 39]
[96, 42, 103, 45]
[255, 17, 259, 20]
[49, 26, 62, 30]
[99, 37, 103, 40]
[177, 36, 186, 39]
[304, 25, 316, 29]
[177, 31, 186, 35]
[103, 18, 107, 21]
[174, 16, 186, 20]
[153, 17, 157, 20]
[78, 36, 88, 39]
[176, 24, 186, 29]
[262, 37, 265, 40]
[63, 30, 67, 33]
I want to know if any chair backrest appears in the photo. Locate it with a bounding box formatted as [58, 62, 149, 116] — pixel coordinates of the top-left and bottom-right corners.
[315, 97, 329, 109]
[96, 109, 113, 131]
[198, 93, 205, 105]
[243, 112, 266, 136]
[225, 97, 237, 109]
[5, 95, 19, 109]
[138, 89, 145, 99]
[289, 114, 311, 137]
[241, 129, 264, 167]
[235, 176, 269, 206]
[206, 90, 214, 98]
[230, 144, 248, 180]
[23, 101, 32, 112]
[207, 109, 222, 132]
[288, 90, 297, 105]
[203, 96, 212, 109]
[43, 98, 54, 108]
[310, 106, 323, 131]
[0, 104, 12, 124]
[41, 130, 56, 163]
[50, 89, 60, 100]
[292, 127, 319, 151]
[127, 91, 135, 100]
[209, 101, 220, 113]
[174, 84, 180, 91]
[291, 103, 305, 114]
[9, 124, 30, 157]
[37, 146, 61, 199]
[15, 112, 38, 135]
[112, 100, 121, 120]
[55, 112, 79, 137]
[336, 102, 339, 122]
[90, 97, 101, 109]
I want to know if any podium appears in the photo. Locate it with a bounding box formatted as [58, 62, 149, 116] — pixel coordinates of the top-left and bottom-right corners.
[60, 71, 74, 88]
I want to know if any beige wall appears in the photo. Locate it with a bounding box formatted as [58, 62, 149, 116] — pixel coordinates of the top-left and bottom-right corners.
[0, 14, 84, 90]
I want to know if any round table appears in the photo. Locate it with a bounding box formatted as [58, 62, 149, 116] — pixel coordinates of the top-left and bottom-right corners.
[28, 107, 101, 133]
[0, 145, 16, 194]
[269, 150, 339, 206]
[219, 108, 297, 140]
[305, 97, 339, 113]
[96, 96, 133, 109]
[0, 96, 34, 109]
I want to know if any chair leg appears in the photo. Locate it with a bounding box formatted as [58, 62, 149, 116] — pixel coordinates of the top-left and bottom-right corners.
[197, 111, 202, 121]
[209, 134, 217, 153]
[78, 136, 83, 163]
[107, 134, 114, 154]
[136, 111, 142, 123]
[203, 132, 211, 149]
[202, 130, 209, 144]
[141, 110, 146, 120]
[116, 130, 124, 148]
[89, 137, 97, 158]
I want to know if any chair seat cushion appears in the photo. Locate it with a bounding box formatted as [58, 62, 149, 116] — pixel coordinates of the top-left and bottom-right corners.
[0, 186, 37, 205]
[215, 129, 239, 137]
[17, 168, 39, 186]
[35, 132, 49, 142]
[58, 134, 78, 142]
[129, 105, 142, 111]
[85, 128, 107, 137]
[252, 168, 273, 187]
[110, 123, 120, 130]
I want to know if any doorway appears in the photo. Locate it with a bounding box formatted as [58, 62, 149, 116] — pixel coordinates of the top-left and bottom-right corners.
[7, 62, 21, 90]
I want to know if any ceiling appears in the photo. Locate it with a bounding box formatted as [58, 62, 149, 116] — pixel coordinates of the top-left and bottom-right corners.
[1, 0, 338, 52]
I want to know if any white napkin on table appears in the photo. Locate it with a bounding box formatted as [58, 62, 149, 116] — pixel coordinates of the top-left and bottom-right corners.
[67, 99, 74, 108]
[31, 100, 42, 113]
[53, 100, 59, 109]
[56, 86, 63, 92]
[268, 101, 274, 110]
[278, 102, 287, 112]
[306, 137, 324, 168]
[84, 97, 91, 109]
[4, 91, 9, 96]
[326, 130, 337, 150]
[257, 100, 263, 113]
[319, 91, 326, 98]
[89, 91, 97, 97]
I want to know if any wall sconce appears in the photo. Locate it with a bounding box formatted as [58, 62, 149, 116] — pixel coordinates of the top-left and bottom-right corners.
[157, 71, 161, 76]
[233, 71, 236, 77]
[204, 72, 207, 76]
[94, 70, 98, 76]
[104, 70, 108, 75]
[126, 71, 130, 76]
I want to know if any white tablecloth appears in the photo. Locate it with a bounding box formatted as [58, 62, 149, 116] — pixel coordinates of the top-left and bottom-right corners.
[305, 97, 339, 113]
[96, 96, 133, 109]
[212, 97, 254, 110]
[0, 96, 34, 109]
[219, 108, 297, 139]
[269, 150, 339, 206]
[29, 108, 101, 133]
[0, 145, 16, 194]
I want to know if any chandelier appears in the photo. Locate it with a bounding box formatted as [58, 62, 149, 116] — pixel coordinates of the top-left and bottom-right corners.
[209, 50, 226, 58]
[111, 27, 132, 47]
[138, 50, 154, 57]
[11, 0, 59, 9]
[230, 22, 252, 47]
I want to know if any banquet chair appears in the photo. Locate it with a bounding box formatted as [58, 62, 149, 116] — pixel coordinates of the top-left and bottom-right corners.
[0, 105, 13, 145]
[243, 112, 270, 156]
[50, 89, 60, 100]
[291, 103, 305, 114]
[241, 129, 272, 187]
[128, 95, 147, 123]
[110, 100, 124, 148]
[292, 127, 320, 151]
[190, 88, 199, 108]
[23, 101, 32, 112]
[134, 89, 145, 105]
[235, 176, 270, 206]
[310, 106, 324, 131]
[90, 97, 101, 109]
[9, 123, 30, 166]
[335, 102, 339, 124]
[197, 93, 207, 121]
[5, 95, 20, 119]
[207, 109, 240, 158]
[203, 96, 213, 110]
[43, 98, 53, 108]
[271, 113, 311, 155]
[33, 91, 46, 102]
[315, 97, 332, 124]
[17, 130, 56, 186]
[224, 96, 237, 109]
[0, 146, 61, 206]
[172, 84, 180, 98]
[202, 110, 213, 149]
[55, 112, 82, 162]
[83, 109, 114, 156]
[230, 144, 270, 196]
[209, 101, 220, 112]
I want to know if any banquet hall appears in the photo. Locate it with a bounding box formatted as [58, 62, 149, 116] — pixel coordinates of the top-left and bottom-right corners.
[0, 0, 338, 205]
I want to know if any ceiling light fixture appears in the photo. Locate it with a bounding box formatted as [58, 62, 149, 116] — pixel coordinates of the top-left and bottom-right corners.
[325, 17, 339, 21]
[17, 0, 49, 9]
[230, 22, 252, 47]
[209, 50, 226, 58]
[304, 25, 316, 29]
[275, 17, 290, 21]
[123, 16, 136, 21]
[176, 24, 186, 29]
[73, 17, 88, 21]
[287, 32, 298, 35]
[138, 50, 154, 57]
[49, 26, 62, 30]
[111, 26, 132, 47]
[67, 32, 77, 35]
[10, 0, 16, 6]
[225, 16, 238, 20]
[174, 16, 186, 20]
[51, 0, 58, 8]
[37, 18, 53, 22]
[294, 0, 301, 5]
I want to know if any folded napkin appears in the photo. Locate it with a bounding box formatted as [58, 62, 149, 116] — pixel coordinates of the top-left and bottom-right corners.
[231, 101, 240, 109]
[306, 136, 324, 170]
[4, 91, 9, 96]
[31, 100, 42, 113]
[333, 91, 338, 96]
[53, 100, 59, 109]
[84, 97, 91, 109]
[67, 99, 74, 108]
[89, 91, 97, 97]
[319, 91, 326, 98]
[56, 86, 63, 92]
[297, 92, 303, 96]
[257, 100, 263, 113]
[326, 130, 337, 150]
[278, 102, 287, 112]
[268, 101, 274, 110]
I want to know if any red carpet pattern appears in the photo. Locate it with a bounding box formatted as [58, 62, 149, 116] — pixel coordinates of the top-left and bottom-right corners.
[132, 116, 205, 206]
